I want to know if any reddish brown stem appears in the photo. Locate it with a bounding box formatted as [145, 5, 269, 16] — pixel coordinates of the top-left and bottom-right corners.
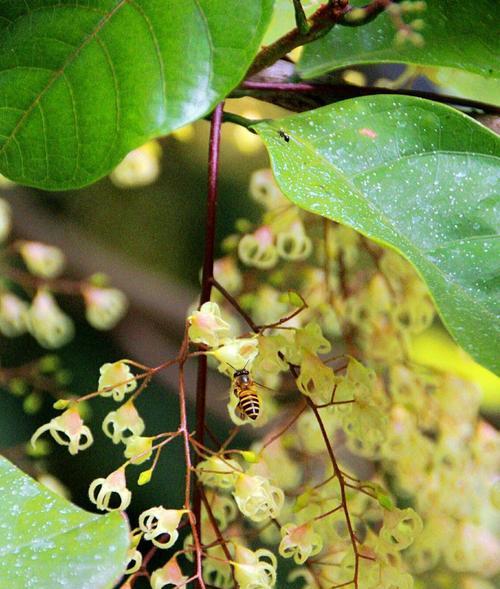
[193, 102, 225, 582]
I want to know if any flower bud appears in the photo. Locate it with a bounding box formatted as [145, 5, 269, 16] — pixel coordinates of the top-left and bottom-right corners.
[83, 286, 128, 330]
[98, 361, 137, 401]
[187, 301, 230, 348]
[0, 292, 29, 337]
[27, 290, 74, 348]
[88, 468, 131, 511]
[18, 241, 65, 278]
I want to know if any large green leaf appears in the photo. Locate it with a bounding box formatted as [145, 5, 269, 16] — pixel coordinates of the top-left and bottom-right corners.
[298, 0, 500, 80]
[0, 456, 130, 589]
[0, 0, 273, 189]
[254, 96, 500, 374]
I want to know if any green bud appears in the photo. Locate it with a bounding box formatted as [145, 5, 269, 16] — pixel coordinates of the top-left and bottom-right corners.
[53, 399, 71, 410]
[235, 218, 253, 233]
[138, 469, 153, 486]
[55, 369, 72, 386]
[294, 489, 312, 511]
[376, 489, 395, 510]
[8, 377, 28, 397]
[241, 450, 259, 463]
[23, 392, 43, 414]
[88, 272, 110, 287]
[38, 354, 61, 373]
[26, 438, 51, 457]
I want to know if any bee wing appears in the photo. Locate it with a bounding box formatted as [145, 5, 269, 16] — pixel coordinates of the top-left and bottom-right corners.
[253, 381, 277, 393]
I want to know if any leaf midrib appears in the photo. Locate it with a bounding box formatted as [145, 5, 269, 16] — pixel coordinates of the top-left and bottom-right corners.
[0, 0, 128, 158]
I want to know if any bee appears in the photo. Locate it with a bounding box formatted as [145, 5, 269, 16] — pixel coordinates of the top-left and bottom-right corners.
[278, 129, 290, 143]
[232, 368, 261, 421]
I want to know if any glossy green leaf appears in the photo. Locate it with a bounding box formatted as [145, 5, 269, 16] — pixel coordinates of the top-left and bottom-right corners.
[299, 0, 500, 79]
[254, 96, 500, 373]
[0, 0, 273, 189]
[0, 456, 130, 589]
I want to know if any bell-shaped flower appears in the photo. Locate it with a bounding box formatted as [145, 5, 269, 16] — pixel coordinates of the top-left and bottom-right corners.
[150, 556, 189, 589]
[379, 507, 423, 552]
[0, 292, 29, 337]
[18, 240, 65, 278]
[124, 435, 153, 464]
[196, 456, 240, 490]
[31, 406, 93, 455]
[249, 168, 289, 210]
[293, 321, 331, 360]
[203, 490, 238, 531]
[125, 530, 142, 574]
[253, 334, 288, 376]
[83, 286, 128, 330]
[276, 221, 312, 261]
[233, 473, 284, 522]
[138, 506, 186, 548]
[0, 198, 12, 242]
[212, 337, 258, 374]
[297, 352, 336, 404]
[109, 140, 161, 188]
[98, 361, 137, 401]
[88, 467, 131, 511]
[233, 544, 277, 589]
[102, 401, 145, 444]
[279, 522, 323, 564]
[238, 226, 278, 269]
[27, 289, 74, 348]
[187, 301, 230, 348]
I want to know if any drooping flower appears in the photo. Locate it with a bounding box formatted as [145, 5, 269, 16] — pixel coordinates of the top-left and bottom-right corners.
[233, 544, 277, 589]
[233, 473, 284, 522]
[102, 401, 145, 444]
[109, 140, 162, 188]
[138, 507, 186, 548]
[0, 198, 12, 242]
[150, 556, 189, 589]
[238, 226, 278, 270]
[31, 406, 93, 455]
[88, 468, 131, 511]
[18, 240, 65, 278]
[98, 361, 137, 401]
[279, 522, 323, 564]
[124, 435, 153, 464]
[27, 289, 74, 349]
[196, 456, 240, 490]
[83, 286, 128, 330]
[0, 292, 29, 337]
[187, 301, 230, 348]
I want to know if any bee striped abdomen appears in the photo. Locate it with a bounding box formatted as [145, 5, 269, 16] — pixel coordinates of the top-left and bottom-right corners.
[237, 391, 260, 421]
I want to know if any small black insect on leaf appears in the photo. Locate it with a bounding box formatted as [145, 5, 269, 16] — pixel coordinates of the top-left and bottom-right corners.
[278, 129, 290, 143]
